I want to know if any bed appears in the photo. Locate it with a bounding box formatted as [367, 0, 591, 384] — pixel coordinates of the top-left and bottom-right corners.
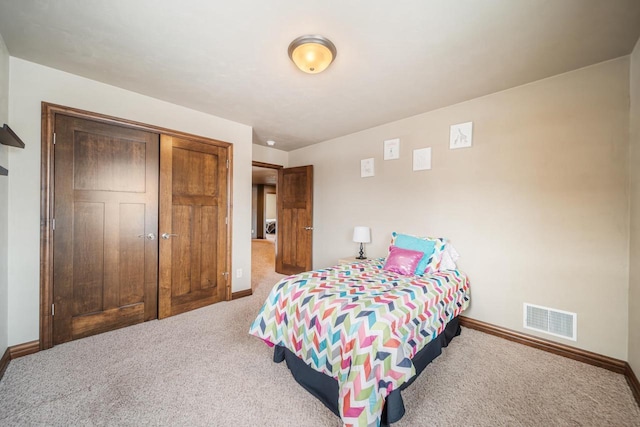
[249, 235, 470, 427]
[266, 218, 276, 234]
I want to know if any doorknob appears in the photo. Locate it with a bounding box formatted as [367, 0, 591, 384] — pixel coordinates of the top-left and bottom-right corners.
[161, 233, 178, 240]
[137, 233, 156, 240]
[304, 226, 314, 230]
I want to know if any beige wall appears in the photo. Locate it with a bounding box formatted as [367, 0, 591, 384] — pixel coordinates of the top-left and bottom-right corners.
[7, 58, 253, 346]
[253, 144, 288, 167]
[289, 58, 631, 359]
[265, 192, 277, 219]
[0, 34, 9, 355]
[629, 38, 640, 373]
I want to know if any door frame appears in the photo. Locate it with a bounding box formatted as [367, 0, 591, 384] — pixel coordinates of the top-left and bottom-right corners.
[40, 102, 233, 350]
[251, 161, 282, 239]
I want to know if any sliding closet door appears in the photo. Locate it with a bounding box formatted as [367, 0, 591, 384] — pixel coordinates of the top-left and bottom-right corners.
[52, 114, 159, 345]
[158, 135, 230, 319]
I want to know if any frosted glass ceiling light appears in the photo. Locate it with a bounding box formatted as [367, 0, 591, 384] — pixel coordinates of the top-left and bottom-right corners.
[288, 35, 337, 74]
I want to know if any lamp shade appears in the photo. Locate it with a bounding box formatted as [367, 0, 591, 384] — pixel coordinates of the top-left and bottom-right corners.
[288, 35, 337, 74]
[352, 226, 371, 243]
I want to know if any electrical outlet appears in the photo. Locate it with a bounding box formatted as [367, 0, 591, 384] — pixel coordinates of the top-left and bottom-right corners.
[236, 268, 243, 278]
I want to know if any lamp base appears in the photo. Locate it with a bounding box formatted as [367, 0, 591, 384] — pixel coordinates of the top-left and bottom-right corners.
[355, 256, 367, 260]
[356, 242, 366, 260]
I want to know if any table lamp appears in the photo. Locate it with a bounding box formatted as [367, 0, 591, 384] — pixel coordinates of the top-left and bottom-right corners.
[353, 226, 371, 260]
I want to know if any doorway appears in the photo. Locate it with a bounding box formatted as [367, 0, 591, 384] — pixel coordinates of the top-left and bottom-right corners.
[251, 161, 281, 291]
[250, 161, 314, 288]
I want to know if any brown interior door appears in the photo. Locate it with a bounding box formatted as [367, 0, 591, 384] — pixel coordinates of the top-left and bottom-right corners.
[276, 165, 313, 275]
[52, 114, 159, 345]
[158, 135, 229, 319]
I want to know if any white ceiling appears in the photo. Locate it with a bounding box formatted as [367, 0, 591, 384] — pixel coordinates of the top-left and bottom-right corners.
[0, 1, 639, 151]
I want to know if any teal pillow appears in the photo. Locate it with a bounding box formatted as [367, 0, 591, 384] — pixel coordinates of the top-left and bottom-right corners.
[393, 233, 436, 275]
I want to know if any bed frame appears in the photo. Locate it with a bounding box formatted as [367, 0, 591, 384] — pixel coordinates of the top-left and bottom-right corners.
[273, 316, 461, 426]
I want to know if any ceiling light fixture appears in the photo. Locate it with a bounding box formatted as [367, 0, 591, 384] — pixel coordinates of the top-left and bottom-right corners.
[266, 140, 276, 146]
[288, 35, 337, 74]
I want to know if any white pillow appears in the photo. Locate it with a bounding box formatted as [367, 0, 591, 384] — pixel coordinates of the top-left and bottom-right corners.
[438, 242, 460, 271]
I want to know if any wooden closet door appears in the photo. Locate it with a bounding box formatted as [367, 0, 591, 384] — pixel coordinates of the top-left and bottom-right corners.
[52, 114, 159, 344]
[158, 135, 229, 318]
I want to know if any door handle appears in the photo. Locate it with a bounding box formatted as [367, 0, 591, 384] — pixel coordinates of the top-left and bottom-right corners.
[304, 226, 314, 231]
[161, 233, 178, 240]
[137, 233, 156, 240]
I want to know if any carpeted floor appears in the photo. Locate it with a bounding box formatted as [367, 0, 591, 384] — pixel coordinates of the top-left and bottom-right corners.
[1, 247, 639, 426]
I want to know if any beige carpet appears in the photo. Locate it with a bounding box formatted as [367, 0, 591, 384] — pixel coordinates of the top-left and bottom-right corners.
[1, 260, 639, 426]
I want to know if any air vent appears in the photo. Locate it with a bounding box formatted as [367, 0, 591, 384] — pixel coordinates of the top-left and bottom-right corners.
[523, 303, 576, 341]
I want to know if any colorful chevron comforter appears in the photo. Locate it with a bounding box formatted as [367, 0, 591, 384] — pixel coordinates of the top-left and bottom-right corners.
[249, 258, 470, 427]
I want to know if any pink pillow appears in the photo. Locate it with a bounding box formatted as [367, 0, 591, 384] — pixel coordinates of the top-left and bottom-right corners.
[383, 246, 424, 276]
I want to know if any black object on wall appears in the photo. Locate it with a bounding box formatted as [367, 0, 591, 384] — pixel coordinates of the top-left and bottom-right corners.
[0, 123, 26, 176]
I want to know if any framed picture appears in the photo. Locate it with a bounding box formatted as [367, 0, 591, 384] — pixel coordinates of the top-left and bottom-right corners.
[383, 138, 400, 160]
[450, 122, 473, 149]
[413, 147, 432, 171]
[360, 158, 374, 178]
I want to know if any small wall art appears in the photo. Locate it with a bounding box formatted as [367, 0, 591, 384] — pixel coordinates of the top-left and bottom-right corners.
[383, 138, 400, 160]
[413, 148, 432, 171]
[360, 158, 375, 178]
[450, 121, 473, 149]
